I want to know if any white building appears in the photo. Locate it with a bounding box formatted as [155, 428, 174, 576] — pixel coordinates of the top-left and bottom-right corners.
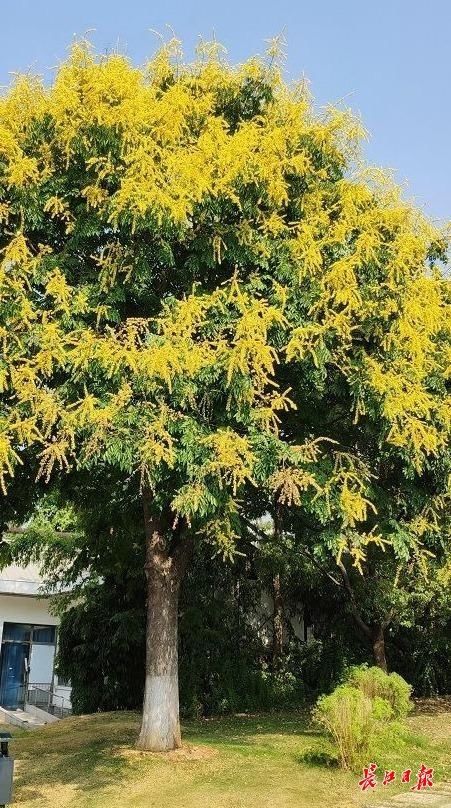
[0, 563, 71, 716]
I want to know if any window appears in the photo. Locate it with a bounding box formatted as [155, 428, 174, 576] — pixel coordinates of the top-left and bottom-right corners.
[32, 626, 56, 644]
[2, 623, 32, 642]
[1, 623, 56, 645]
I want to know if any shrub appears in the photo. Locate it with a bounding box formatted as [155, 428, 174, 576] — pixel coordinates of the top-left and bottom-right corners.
[314, 665, 414, 770]
[314, 684, 393, 770]
[346, 665, 412, 718]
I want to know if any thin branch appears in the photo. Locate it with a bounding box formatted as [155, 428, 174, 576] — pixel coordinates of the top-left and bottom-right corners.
[241, 516, 343, 588]
[336, 559, 372, 639]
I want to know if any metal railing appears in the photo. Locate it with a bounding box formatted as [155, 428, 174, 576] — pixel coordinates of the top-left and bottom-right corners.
[26, 684, 72, 718]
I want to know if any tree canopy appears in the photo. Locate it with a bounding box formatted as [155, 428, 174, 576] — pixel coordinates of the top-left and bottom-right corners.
[0, 38, 450, 749]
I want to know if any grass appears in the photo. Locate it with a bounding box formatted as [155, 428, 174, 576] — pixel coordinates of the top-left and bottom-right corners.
[3, 700, 450, 808]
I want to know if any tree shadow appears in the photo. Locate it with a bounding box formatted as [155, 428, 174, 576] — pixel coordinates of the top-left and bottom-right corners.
[10, 714, 139, 802]
[9, 709, 323, 802]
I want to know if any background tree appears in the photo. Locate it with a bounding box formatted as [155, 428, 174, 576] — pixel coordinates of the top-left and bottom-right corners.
[295, 454, 451, 671]
[0, 39, 449, 749]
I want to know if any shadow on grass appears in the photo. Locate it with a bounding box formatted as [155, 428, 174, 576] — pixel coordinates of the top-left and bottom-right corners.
[11, 713, 139, 803]
[295, 747, 339, 768]
[9, 709, 329, 802]
[186, 710, 312, 739]
[14, 747, 131, 803]
[183, 710, 319, 753]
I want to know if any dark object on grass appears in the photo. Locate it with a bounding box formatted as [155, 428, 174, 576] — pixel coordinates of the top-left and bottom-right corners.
[0, 733, 13, 807]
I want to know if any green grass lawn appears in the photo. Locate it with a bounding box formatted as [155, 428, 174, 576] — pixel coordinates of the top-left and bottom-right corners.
[3, 701, 450, 808]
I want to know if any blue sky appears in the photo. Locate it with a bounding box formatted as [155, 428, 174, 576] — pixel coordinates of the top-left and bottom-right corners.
[1, 1, 450, 220]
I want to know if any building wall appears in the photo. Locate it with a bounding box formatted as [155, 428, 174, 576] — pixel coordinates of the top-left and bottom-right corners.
[0, 594, 66, 704]
[0, 565, 72, 710]
[0, 594, 59, 648]
[248, 589, 308, 647]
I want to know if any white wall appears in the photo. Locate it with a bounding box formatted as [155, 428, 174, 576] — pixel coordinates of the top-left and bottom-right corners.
[247, 590, 307, 647]
[0, 564, 43, 596]
[53, 684, 72, 710]
[0, 594, 59, 640]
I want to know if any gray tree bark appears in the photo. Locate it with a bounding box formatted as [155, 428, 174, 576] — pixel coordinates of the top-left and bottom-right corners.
[372, 625, 388, 672]
[136, 495, 192, 751]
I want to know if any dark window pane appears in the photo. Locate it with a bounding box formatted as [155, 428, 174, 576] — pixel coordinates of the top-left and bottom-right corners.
[32, 626, 56, 644]
[2, 623, 32, 642]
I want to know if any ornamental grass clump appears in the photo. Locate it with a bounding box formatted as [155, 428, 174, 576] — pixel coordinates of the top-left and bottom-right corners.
[347, 664, 413, 719]
[314, 665, 412, 769]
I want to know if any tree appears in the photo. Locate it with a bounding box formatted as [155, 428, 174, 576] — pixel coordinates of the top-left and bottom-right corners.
[0, 38, 449, 749]
[291, 444, 451, 671]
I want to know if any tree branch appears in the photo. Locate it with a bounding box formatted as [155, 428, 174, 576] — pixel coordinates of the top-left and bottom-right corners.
[336, 559, 372, 639]
[241, 516, 343, 588]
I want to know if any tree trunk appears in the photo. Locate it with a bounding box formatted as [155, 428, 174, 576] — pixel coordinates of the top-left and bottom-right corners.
[136, 496, 192, 751]
[272, 502, 284, 663]
[272, 572, 284, 661]
[372, 625, 388, 672]
[137, 555, 182, 751]
[337, 559, 390, 671]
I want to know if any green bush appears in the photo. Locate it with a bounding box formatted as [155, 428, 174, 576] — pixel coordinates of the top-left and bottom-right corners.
[314, 684, 394, 770]
[314, 665, 414, 770]
[346, 665, 412, 718]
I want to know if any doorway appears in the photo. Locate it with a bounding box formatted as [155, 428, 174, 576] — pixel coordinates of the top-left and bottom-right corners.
[0, 623, 56, 709]
[0, 639, 29, 709]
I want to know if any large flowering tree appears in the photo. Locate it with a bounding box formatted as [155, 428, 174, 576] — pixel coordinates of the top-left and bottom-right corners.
[0, 40, 449, 750]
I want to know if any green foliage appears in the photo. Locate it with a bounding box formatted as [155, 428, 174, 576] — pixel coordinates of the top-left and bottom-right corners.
[394, 623, 451, 696]
[57, 582, 145, 714]
[346, 664, 412, 718]
[55, 536, 306, 717]
[0, 43, 449, 749]
[0, 39, 450, 577]
[314, 664, 414, 769]
[178, 556, 275, 716]
[314, 684, 393, 770]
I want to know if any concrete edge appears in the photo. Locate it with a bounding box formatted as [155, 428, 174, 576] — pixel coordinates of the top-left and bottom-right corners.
[24, 703, 60, 724]
[0, 706, 42, 728]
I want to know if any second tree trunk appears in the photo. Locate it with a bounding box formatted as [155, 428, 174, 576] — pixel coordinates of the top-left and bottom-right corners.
[372, 625, 388, 672]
